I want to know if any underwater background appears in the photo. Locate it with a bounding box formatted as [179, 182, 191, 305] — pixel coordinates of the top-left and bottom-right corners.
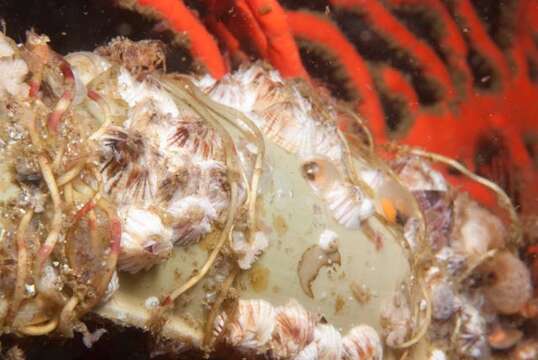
[0, 0, 537, 359]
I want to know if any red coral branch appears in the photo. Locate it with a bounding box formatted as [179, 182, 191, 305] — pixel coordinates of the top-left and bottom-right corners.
[330, 0, 456, 102]
[208, 0, 269, 59]
[379, 66, 419, 114]
[244, 0, 308, 78]
[204, 15, 249, 65]
[388, 0, 473, 95]
[137, 0, 227, 78]
[450, 0, 511, 85]
[286, 10, 386, 139]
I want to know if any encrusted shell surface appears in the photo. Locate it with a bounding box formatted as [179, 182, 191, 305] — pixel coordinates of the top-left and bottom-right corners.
[90, 68, 230, 271]
[342, 325, 383, 360]
[8, 33, 530, 360]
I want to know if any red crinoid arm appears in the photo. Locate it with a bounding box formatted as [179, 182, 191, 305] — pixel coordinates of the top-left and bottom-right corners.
[330, 0, 456, 102]
[451, 0, 511, 85]
[286, 10, 386, 140]
[388, 0, 473, 94]
[208, 0, 269, 59]
[137, 0, 227, 78]
[508, 0, 538, 134]
[379, 66, 419, 114]
[244, 0, 309, 79]
[204, 16, 249, 65]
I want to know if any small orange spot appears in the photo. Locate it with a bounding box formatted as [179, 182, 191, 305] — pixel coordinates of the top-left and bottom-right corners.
[372, 232, 383, 251]
[335, 295, 346, 314]
[488, 328, 506, 344]
[273, 214, 288, 236]
[249, 264, 269, 292]
[381, 198, 397, 223]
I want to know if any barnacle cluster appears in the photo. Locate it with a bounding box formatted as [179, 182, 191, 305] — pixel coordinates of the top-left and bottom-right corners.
[0, 31, 536, 359]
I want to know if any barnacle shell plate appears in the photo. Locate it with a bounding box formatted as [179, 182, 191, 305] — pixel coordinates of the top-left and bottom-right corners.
[97, 135, 411, 346]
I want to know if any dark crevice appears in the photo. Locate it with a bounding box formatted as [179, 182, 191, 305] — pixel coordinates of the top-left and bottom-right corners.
[184, 0, 207, 17]
[469, 0, 516, 50]
[0, 0, 195, 74]
[523, 134, 538, 167]
[378, 92, 410, 136]
[528, 56, 538, 84]
[467, 47, 498, 90]
[279, 0, 330, 12]
[334, 10, 443, 106]
[297, 40, 357, 102]
[445, 0, 503, 91]
[392, 8, 448, 65]
[474, 131, 521, 207]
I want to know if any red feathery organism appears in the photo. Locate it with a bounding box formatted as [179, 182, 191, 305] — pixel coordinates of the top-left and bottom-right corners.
[129, 0, 538, 215]
[286, 10, 386, 139]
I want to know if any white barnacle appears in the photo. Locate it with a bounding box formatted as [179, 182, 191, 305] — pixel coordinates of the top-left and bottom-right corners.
[271, 300, 317, 358]
[455, 300, 488, 359]
[324, 182, 375, 230]
[65, 52, 111, 86]
[429, 349, 447, 360]
[166, 195, 220, 246]
[117, 207, 173, 273]
[295, 324, 343, 360]
[217, 299, 276, 352]
[319, 229, 338, 253]
[380, 292, 413, 348]
[0, 58, 29, 100]
[451, 194, 506, 258]
[342, 325, 383, 360]
[301, 157, 374, 229]
[0, 33, 15, 57]
[98, 124, 162, 206]
[392, 156, 448, 192]
[256, 95, 343, 162]
[101, 271, 119, 304]
[231, 231, 269, 270]
[207, 64, 343, 163]
[93, 74, 231, 271]
[206, 75, 257, 113]
[425, 267, 457, 321]
[117, 67, 179, 117]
